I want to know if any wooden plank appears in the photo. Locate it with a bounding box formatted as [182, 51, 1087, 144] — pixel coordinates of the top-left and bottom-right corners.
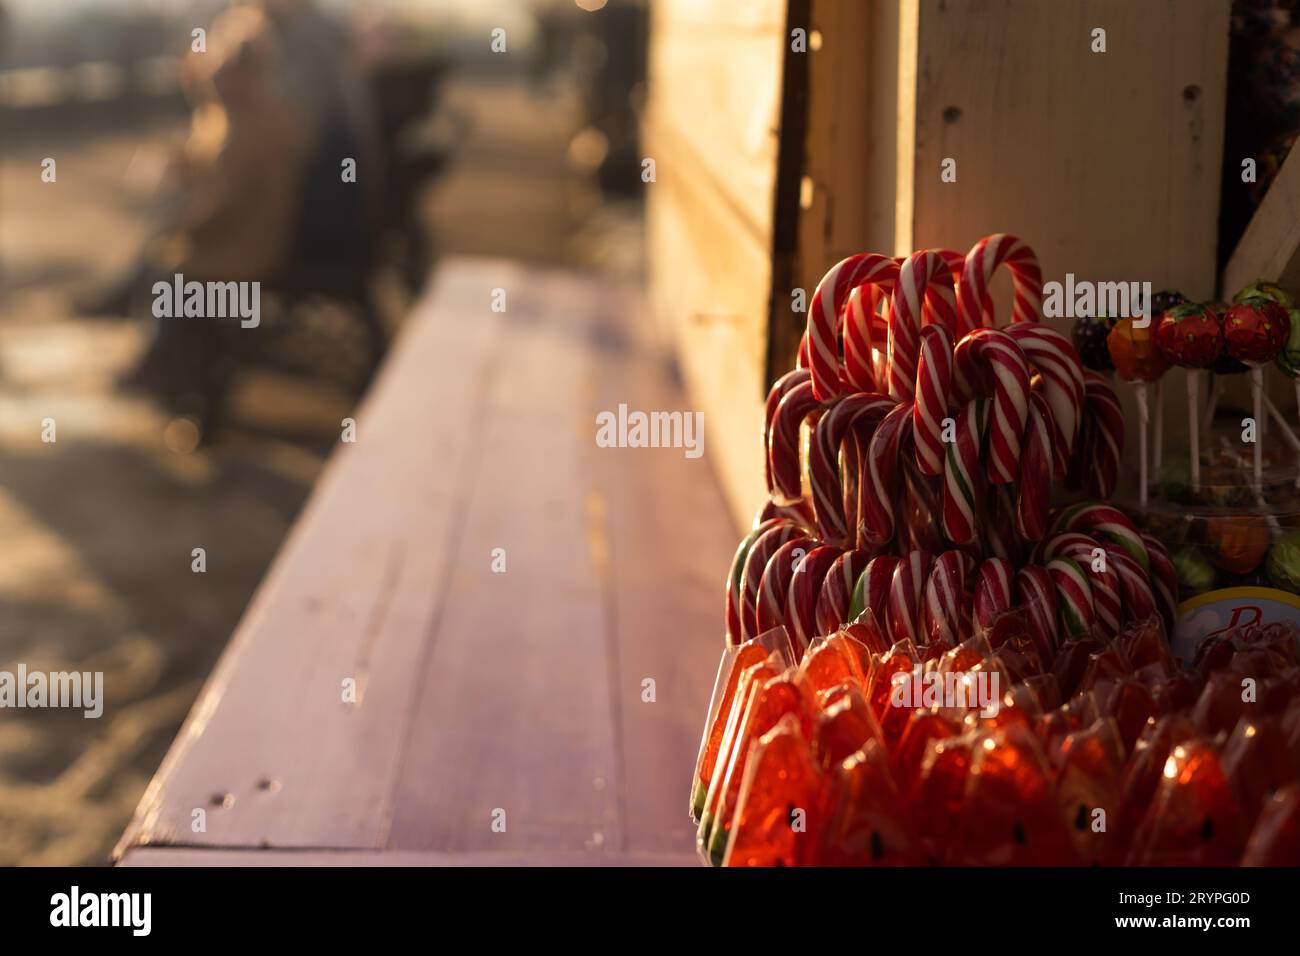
[115, 261, 514, 855]
[1222, 144, 1300, 296]
[909, 0, 1229, 306]
[118, 260, 734, 863]
[119, 847, 697, 867]
[383, 270, 622, 853]
[582, 285, 740, 854]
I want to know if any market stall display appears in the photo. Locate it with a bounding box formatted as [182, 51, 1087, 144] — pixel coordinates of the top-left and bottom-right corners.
[692, 235, 1300, 867]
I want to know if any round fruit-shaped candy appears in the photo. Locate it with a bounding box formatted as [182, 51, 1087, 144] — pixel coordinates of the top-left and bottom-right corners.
[1233, 280, 1296, 309]
[1266, 531, 1300, 594]
[1072, 315, 1116, 371]
[1107, 317, 1170, 382]
[1205, 515, 1271, 575]
[1173, 545, 1217, 595]
[1155, 302, 1222, 368]
[1223, 297, 1290, 365]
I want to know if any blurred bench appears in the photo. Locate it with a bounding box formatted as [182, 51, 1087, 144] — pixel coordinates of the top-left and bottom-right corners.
[115, 259, 736, 865]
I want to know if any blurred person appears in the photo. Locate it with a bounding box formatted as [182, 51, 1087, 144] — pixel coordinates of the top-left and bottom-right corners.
[118, 4, 306, 394]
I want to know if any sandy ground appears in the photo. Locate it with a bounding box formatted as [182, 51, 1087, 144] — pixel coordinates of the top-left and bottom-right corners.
[0, 73, 638, 865]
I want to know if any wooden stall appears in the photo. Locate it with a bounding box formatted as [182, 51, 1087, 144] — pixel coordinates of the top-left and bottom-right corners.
[647, 0, 1234, 527]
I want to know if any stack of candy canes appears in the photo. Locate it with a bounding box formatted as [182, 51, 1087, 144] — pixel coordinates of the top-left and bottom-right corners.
[691, 234, 1300, 866]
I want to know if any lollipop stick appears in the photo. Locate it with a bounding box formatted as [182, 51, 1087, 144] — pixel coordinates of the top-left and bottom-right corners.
[1187, 370, 1200, 494]
[1250, 367, 1264, 495]
[1136, 381, 1150, 510]
[1153, 378, 1164, 485]
[1203, 373, 1219, 442]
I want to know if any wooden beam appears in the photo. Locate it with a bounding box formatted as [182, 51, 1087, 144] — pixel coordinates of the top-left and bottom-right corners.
[1221, 143, 1300, 297]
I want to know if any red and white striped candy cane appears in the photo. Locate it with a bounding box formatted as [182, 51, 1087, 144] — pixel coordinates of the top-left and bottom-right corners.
[739, 523, 804, 639]
[814, 549, 872, 636]
[887, 550, 932, 646]
[972, 557, 1014, 633]
[725, 516, 794, 645]
[1140, 532, 1178, 636]
[785, 544, 843, 655]
[755, 536, 818, 642]
[1105, 547, 1158, 625]
[924, 550, 974, 646]
[767, 378, 823, 504]
[1082, 371, 1124, 499]
[888, 250, 957, 402]
[807, 253, 899, 401]
[1015, 565, 1059, 660]
[763, 368, 810, 493]
[808, 392, 894, 543]
[1005, 323, 1084, 478]
[842, 260, 900, 392]
[955, 233, 1043, 334]
[952, 328, 1030, 484]
[1047, 557, 1095, 639]
[1014, 392, 1054, 542]
[942, 397, 986, 545]
[913, 324, 954, 476]
[858, 402, 912, 547]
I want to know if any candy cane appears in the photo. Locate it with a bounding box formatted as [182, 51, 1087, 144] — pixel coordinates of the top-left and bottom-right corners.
[1047, 556, 1095, 638]
[807, 253, 900, 401]
[1051, 502, 1150, 572]
[842, 262, 899, 392]
[763, 368, 810, 494]
[888, 250, 957, 402]
[755, 536, 818, 643]
[924, 550, 974, 646]
[953, 328, 1031, 484]
[814, 549, 872, 636]
[887, 550, 932, 646]
[725, 517, 795, 645]
[1005, 323, 1084, 477]
[955, 233, 1043, 334]
[1014, 392, 1053, 541]
[785, 544, 843, 655]
[1015, 565, 1059, 659]
[972, 557, 1014, 632]
[739, 523, 804, 639]
[1080, 372, 1124, 499]
[1105, 548, 1158, 625]
[849, 554, 902, 623]
[942, 397, 986, 545]
[768, 378, 822, 504]
[858, 402, 913, 547]
[1139, 532, 1178, 636]
[808, 392, 894, 543]
[913, 325, 954, 476]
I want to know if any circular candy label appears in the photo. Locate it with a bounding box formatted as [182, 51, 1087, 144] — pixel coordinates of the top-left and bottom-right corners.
[1173, 586, 1300, 666]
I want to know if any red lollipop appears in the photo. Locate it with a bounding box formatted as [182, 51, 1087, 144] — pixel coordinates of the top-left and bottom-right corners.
[1223, 298, 1290, 364]
[1155, 302, 1222, 368]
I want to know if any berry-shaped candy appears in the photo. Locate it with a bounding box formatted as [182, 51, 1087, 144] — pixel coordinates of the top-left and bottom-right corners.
[1223, 297, 1290, 365]
[1072, 315, 1116, 371]
[1233, 280, 1295, 309]
[1107, 317, 1170, 382]
[1155, 302, 1222, 368]
[1207, 300, 1249, 374]
[1276, 306, 1300, 378]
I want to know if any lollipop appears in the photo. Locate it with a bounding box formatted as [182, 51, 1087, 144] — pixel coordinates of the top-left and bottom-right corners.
[1156, 302, 1223, 495]
[1108, 317, 1170, 509]
[1225, 295, 1291, 493]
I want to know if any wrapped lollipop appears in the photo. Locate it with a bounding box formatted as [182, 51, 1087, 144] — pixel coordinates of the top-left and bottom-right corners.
[1155, 302, 1222, 495]
[1224, 291, 1291, 493]
[1108, 317, 1171, 509]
